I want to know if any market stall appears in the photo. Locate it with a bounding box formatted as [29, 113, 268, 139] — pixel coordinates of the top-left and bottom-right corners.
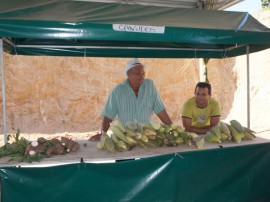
[1, 1, 270, 201]
[1, 1, 270, 143]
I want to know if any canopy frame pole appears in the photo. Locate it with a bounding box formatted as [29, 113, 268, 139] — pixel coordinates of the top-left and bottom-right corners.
[199, 59, 205, 81]
[246, 45, 250, 128]
[14, 42, 247, 52]
[0, 38, 7, 144]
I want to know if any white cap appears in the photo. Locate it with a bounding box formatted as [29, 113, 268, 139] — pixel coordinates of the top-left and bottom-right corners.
[124, 58, 146, 77]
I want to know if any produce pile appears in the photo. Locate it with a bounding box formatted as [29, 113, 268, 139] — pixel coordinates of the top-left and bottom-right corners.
[0, 130, 80, 163]
[97, 120, 256, 153]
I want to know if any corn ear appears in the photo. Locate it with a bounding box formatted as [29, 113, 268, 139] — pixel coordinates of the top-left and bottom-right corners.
[180, 132, 192, 146]
[158, 126, 165, 133]
[243, 127, 256, 137]
[110, 125, 129, 144]
[195, 137, 205, 149]
[150, 121, 161, 130]
[135, 132, 142, 140]
[164, 126, 172, 133]
[165, 131, 174, 140]
[167, 139, 177, 147]
[142, 129, 156, 140]
[126, 128, 137, 137]
[135, 121, 144, 133]
[170, 123, 180, 130]
[96, 135, 106, 149]
[173, 130, 179, 137]
[114, 120, 127, 133]
[230, 120, 245, 132]
[104, 137, 116, 153]
[243, 131, 255, 140]
[227, 125, 244, 143]
[117, 140, 127, 150]
[126, 136, 137, 145]
[211, 125, 222, 139]
[188, 132, 198, 139]
[150, 138, 164, 147]
[220, 133, 228, 141]
[126, 121, 138, 131]
[144, 140, 158, 148]
[143, 122, 155, 131]
[114, 143, 124, 152]
[141, 134, 149, 143]
[176, 126, 184, 133]
[175, 137, 184, 144]
[219, 122, 232, 140]
[136, 140, 147, 148]
[111, 133, 120, 144]
[156, 132, 165, 140]
[204, 131, 221, 143]
[143, 129, 156, 136]
[96, 142, 104, 149]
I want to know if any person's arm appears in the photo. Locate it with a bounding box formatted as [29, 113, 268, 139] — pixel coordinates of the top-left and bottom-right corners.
[150, 80, 172, 125]
[210, 116, 220, 127]
[182, 117, 208, 134]
[157, 110, 172, 125]
[89, 116, 113, 141]
[182, 116, 220, 134]
[100, 87, 118, 133]
[91, 88, 117, 141]
[102, 116, 113, 133]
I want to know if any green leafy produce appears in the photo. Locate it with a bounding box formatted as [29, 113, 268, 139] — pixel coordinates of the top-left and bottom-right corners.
[0, 130, 28, 156]
[1, 129, 80, 163]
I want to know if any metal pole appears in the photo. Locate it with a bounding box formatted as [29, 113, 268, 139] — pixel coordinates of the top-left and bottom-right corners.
[198, 1, 205, 82]
[0, 38, 7, 144]
[246, 46, 250, 128]
[199, 59, 205, 82]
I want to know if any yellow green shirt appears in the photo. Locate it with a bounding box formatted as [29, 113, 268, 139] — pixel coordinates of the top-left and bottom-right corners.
[182, 97, 221, 128]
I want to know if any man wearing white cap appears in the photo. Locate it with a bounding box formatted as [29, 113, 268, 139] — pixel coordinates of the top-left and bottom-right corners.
[100, 58, 172, 134]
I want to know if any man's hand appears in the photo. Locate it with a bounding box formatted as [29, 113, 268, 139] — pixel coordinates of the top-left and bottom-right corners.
[157, 110, 172, 125]
[88, 132, 101, 141]
[182, 116, 220, 134]
[102, 116, 112, 133]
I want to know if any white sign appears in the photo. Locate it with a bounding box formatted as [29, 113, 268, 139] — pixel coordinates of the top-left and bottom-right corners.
[113, 24, 165, 34]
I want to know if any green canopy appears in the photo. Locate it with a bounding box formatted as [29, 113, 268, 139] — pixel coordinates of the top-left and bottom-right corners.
[0, 0, 270, 58]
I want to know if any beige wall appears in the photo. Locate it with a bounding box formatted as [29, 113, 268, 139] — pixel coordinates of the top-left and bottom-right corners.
[0, 56, 236, 134]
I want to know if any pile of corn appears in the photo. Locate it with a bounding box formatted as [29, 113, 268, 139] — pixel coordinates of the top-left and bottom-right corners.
[97, 120, 201, 153]
[204, 120, 256, 144]
[97, 119, 256, 153]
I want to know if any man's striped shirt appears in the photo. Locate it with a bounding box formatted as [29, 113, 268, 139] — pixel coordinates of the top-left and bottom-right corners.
[101, 79, 165, 124]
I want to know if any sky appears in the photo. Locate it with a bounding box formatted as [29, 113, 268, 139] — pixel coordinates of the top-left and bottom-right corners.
[225, 0, 261, 14]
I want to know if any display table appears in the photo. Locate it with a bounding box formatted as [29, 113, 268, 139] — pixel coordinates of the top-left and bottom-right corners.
[1, 137, 270, 202]
[0, 136, 269, 167]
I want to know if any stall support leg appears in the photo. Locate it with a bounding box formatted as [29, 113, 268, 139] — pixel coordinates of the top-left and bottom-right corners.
[0, 38, 7, 144]
[246, 46, 250, 128]
[199, 59, 205, 82]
